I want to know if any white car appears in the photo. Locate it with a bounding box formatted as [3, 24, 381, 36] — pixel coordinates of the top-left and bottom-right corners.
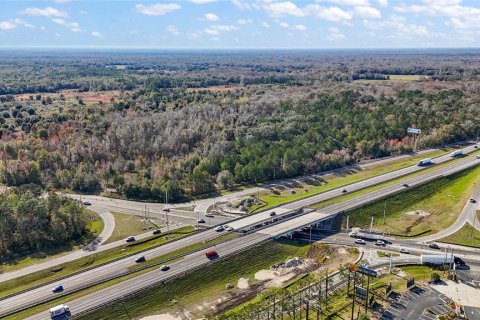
[375, 240, 386, 246]
[355, 239, 366, 245]
[205, 213, 214, 218]
[226, 226, 234, 231]
[214, 226, 224, 232]
[399, 248, 410, 254]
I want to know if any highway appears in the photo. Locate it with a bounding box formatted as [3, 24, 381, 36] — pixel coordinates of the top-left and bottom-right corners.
[6, 149, 479, 319]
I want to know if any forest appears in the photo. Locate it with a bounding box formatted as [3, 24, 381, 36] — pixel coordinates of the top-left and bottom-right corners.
[0, 49, 479, 203]
[0, 188, 92, 259]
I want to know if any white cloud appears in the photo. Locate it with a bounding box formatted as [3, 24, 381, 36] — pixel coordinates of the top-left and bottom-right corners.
[13, 19, 35, 29]
[80, 10, 88, 15]
[51, 18, 81, 32]
[261, 1, 307, 17]
[24, 7, 68, 18]
[54, 0, 72, 3]
[322, 0, 370, 6]
[232, 0, 252, 10]
[135, 3, 181, 16]
[91, 31, 102, 37]
[279, 22, 289, 28]
[354, 6, 381, 18]
[51, 18, 67, 26]
[326, 26, 346, 40]
[166, 25, 180, 35]
[204, 24, 237, 35]
[204, 13, 219, 21]
[362, 15, 437, 39]
[293, 24, 307, 31]
[307, 5, 353, 22]
[189, 0, 217, 3]
[262, 21, 271, 28]
[0, 21, 17, 30]
[376, 0, 388, 6]
[237, 18, 252, 24]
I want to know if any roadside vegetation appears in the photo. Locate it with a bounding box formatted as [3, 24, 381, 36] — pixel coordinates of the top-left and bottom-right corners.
[345, 165, 480, 237]
[0, 226, 195, 299]
[440, 224, 480, 248]
[105, 211, 158, 244]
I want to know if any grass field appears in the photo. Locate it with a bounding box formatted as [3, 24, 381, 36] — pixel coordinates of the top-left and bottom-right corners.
[105, 211, 158, 244]
[0, 226, 195, 299]
[345, 165, 480, 237]
[354, 74, 427, 84]
[249, 148, 451, 213]
[440, 224, 480, 248]
[0, 211, 104, 274]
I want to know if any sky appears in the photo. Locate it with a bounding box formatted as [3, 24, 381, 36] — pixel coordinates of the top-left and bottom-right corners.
[0, 0, 480, 49]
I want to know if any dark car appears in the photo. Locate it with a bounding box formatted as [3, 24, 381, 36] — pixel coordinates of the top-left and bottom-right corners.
[52, 284, 64, 293]
[152, 229, 162, 235]
[270, 211, 276, 217]
[134, 256, 146, 263]
[402, 183, 409, 188]
[160, 265, 170, 271]
[341, 189, 347, 193]
[125, 236, 136, 243]
[82, 201, 91, 206]
[470, 198, 477, 203]
[429, 243, 440, 249]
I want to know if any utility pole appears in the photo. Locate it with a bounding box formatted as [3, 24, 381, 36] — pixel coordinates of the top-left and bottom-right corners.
[383, 201, 387, 225]
[351, 271, 356, 320]
[165, 189, 169, 232]
[370, 216, 374, 233]
[346, 215, 349, 230]
[389, 254, 393, 274]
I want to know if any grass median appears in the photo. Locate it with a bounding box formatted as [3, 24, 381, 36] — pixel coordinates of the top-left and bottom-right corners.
[105, 211, 159, 244]
[343, 164, 480, 237]
[250, 148, 451, 213]
[6, 239, 308, 320]
[440, 224, 480, 248]
[0, 226, 195, 299]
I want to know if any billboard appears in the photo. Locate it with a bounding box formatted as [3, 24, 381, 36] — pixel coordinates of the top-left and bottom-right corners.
[407, 128, 421, 134]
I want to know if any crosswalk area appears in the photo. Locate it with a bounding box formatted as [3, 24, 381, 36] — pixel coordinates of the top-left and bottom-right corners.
[380, 285, 452, 320]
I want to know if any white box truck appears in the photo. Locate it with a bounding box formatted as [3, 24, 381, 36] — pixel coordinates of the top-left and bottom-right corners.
[417, 158, 432, 166]
[349, 231, 385, 241]
[50, 304, 70, 319]
[450, 150, 463, 157]
[420, 254, 454, 265]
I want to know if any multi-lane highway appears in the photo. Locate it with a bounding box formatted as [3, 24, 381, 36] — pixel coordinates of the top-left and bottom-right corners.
[4, 147, 478, 319]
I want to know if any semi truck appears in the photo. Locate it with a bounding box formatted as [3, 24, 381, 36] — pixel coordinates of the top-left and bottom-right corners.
[349, 231, 385, 241]
[50, 304, 70, 319]
[420, 254, 454, 266]
[417, 158, 432, 166]
[450, 150, 463, 157]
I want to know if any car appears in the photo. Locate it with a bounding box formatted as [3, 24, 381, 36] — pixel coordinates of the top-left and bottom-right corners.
[152, 229, 162, 235]
[399, 248, 410, 254]
[355, 239, 366, 245]
[205, 250, 218, 258]
[160, 265, 170, 271]
[197, 218, 206, 223]
[429, 243, 440, 249]
[341, 189, 347, 193]
[125, 236, 136, 243]
[82, 201, 91, 206]
[475, 145, 478, 149]
[214, 226, 224, 232]
[477, 155, 480, 159]
[52, 284, 64, 293]
[134, 256, 146, 263]
[375, 240, 386, 246]
[205, 213, 214, 218]
[163, 208, 171, 212]
[402, 183, 409, 188]
[226, 226, 234, 231]
[470, 198, 477, 203]
[270, 211, 277, 217]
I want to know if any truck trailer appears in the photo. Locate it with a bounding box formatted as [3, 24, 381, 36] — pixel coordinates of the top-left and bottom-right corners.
[420, 254, 454, 265]
[349, 231, 385, 241]
[50, 304, 70, 319]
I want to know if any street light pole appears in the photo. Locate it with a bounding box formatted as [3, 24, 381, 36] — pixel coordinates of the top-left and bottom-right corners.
[370, 216, 374, 233]
[383, 201, 387, 225]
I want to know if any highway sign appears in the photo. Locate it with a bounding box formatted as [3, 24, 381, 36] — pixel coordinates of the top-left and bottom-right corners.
[407, 128, 421, 134]
[355, 286, 367, 299]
